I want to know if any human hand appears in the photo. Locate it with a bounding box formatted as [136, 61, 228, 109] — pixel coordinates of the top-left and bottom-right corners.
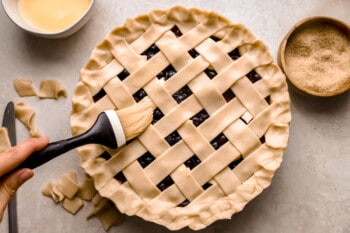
[0, 137, 49, 221]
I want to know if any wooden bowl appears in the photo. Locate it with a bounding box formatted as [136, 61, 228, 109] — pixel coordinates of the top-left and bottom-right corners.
[278, 16, 350, 97]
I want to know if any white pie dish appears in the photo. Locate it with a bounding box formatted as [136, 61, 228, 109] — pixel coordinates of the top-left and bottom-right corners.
[1, 0, 95, 39]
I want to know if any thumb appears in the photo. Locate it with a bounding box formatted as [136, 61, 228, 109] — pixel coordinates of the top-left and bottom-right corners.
[0, 169, 34, 221]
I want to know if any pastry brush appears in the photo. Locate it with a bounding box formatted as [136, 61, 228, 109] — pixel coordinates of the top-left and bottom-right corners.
[18, 98, 154, 169]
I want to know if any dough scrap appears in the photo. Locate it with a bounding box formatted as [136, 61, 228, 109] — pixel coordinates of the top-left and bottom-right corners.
[87, 199, 125, 231]
[43, 171, 125, 229]
[13, 79, 37, 97]
[42, 181, 65, 203]
[77, 177, 97, 201]
[63, 197, 84, 214]
[56, 172, 80, 199]
[14, 102, 42, 137]
[0, 127, 11, 152]
[38, 80, 67, 99]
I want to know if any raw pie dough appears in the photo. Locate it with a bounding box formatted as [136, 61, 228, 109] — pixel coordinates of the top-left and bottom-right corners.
[38, 80, 67, 99]
[42, 171, 123, 230]
[13, 79, 67, 99]
[15, 102, 42, 137]
[70, 6, 291, 230]
[13, 79, 37, 97]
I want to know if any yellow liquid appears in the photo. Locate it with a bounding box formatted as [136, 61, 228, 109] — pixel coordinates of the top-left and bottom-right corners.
[18, 0, 91, 32]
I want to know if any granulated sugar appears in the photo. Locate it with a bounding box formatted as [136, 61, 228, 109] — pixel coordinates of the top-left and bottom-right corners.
[284, 21, 350, 96]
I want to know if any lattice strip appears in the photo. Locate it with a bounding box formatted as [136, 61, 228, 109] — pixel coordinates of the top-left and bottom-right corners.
[104, 140, 148, 176]
[188, 74, 226, 114]
[213, 168, 241, 195]
[189, 183, 225, 208]
[195, 38, 232, 72]
[81, 59, 123, 96]
[123, 162, 160, 201]
[145, 141, 194, 184]
[123, 53, 169, 93]
[198, 99, 246, 141]
[154, 95, 202, 137]
[178, 19, 227, 50]
[213, 55, 257, 93]
[170, 166, 203, 201]
[218, 24, 255, 52]
[156, 32, 192, 69]
[130, 24, 174, 54]
[248, 104, 276, 138]
[103, 77, 135, 108]
[177, 122, 214, 161]
[232, 77, 269, 116]
[109, 39, 147, 73]
[164, 56, 208, 94]
[191, 143, 240, 185]
[138, 184, 186, 217]
[224, 119, 261, 157]
[138, 126, 170, 157]
[233, 145, 271, 182]
[144, 78, 177, 114]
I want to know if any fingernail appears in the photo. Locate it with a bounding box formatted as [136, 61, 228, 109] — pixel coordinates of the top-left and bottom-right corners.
[19, 169, 34, 185]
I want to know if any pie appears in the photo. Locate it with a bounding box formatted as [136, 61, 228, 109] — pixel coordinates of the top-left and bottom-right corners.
[70, 5, 291, 230]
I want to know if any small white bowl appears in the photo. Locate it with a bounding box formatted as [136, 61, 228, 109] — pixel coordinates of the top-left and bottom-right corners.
[1, 0, 95, 39]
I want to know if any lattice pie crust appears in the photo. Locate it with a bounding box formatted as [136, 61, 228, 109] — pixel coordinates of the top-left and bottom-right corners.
[70, 6, 291, 230]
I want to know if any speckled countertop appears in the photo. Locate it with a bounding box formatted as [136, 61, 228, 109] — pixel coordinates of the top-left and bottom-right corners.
[0, 1, 349, 233]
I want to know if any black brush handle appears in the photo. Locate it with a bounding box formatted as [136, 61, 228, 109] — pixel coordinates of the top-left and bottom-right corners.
[19, 112, 118, 170]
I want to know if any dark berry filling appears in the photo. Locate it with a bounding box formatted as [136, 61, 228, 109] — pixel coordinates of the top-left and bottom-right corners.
[222, 88, 236, 102]
[177, 199, 190, 207]
[133, 88, 147, 102]
[142, 44, 160, 60]
[191, 109, 209, 127]
[165, 131, 182, 146]
[117, 69, 130, 81]
[99, 151, 112, 160]
[171, 25, 183, 37]
[240, 117, 249, 125]
[114, 171, 127, 184]
[210, 36, 221, 42]
[228, 48, 241, 60]
[93, 89, 107, 102]
[202, 182, 212, 190]
[228, 157, 243, 170]
[260, 135, 265, 144]
[188, 49, 200, 58]
[204, 68, 217, 79]
[157, 175, 174, 191]
[247, 70, 262, 83]
[210, 133, 228, 150]
[157, 65, 177, 81]
[172, 85, 192, 104]
[137, 152, 155, 168]
[152, 108, 164, 124]
[184, 155, 201, 170]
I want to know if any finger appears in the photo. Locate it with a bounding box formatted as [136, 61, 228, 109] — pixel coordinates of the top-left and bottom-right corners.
[0, 168, 34, 221]
[0, 137, 49, 177]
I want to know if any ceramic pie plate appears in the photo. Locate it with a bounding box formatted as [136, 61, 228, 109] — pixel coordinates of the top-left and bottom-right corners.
[70, 6, 291, 230]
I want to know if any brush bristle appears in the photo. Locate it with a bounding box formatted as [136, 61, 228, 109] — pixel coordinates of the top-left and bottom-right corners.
[115, 98, 155, 141]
